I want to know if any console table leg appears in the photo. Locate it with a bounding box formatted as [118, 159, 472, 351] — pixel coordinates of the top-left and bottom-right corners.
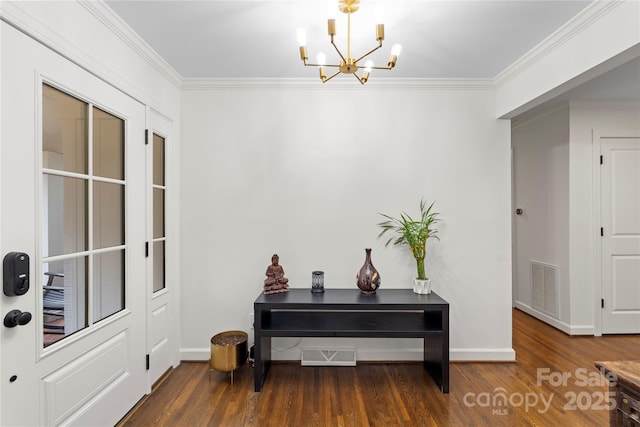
[424, 335, 449, 393]
[254, 335, 271, 392]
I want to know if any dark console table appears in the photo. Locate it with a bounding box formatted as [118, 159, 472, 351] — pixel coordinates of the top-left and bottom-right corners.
[253, 288, 449, 393]
[595, 360, 640, 426]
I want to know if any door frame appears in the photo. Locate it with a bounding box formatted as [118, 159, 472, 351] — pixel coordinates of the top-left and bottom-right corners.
[592, 129, 640, 336]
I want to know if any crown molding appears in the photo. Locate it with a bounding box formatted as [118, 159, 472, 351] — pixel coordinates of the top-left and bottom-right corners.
[494, 0, 626, 86]
[80, 0, 182, 88]
[181, 77, 496, 91]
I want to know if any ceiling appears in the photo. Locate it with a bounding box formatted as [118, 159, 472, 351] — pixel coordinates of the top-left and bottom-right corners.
[106, 0, 594, 79]
[105, 0, 639, 114]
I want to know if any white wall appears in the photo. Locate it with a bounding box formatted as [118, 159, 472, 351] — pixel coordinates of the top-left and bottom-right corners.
[180, 82, 514, 361]
[512, 102, 640, 334]
[512, 107, 571, 327]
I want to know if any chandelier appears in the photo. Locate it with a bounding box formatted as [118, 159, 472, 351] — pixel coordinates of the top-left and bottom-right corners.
[297, 0, 402, 84]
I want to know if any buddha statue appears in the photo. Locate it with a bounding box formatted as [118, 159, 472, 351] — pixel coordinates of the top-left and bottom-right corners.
[263, 254, 289, 294]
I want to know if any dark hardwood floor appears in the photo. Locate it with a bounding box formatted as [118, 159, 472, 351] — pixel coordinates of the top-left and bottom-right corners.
[118, 309, 639, 426]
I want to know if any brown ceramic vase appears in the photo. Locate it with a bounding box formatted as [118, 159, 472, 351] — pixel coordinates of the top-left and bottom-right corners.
[356, 248, 381, 294]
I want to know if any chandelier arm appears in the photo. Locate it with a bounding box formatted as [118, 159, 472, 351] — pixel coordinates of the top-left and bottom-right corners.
[305, 63, 341, 68]
[353, 72, 366, 85]
[353, 41, 383, 64]
[330, 40, 347, 63]
[323, 70, 342, 83]
[369, 65, 393, 70]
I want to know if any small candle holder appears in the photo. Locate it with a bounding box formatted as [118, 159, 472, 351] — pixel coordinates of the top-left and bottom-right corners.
[311, 271, 325, 293]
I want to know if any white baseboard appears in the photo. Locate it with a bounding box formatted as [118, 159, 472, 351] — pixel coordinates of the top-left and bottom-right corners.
[567, 325, 596, 335]
[180, 348, 210, 361]
[180, 345, 516, 362]
[450, 348, 516, 361]
[515, 301, 595, 335]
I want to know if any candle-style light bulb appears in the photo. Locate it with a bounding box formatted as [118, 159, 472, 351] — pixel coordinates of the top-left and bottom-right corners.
[327, 0, 337, 37]
[327, 0, 338, 19]
[361, 60, 373, 83]
[388, 44, 402, 68]
[364, 60, 374, 72]
[297, 28, 308, 61]
[374, 5, 384, 25]
[374, 5, 385, 41]
[296, 28, 307, 47]
[318, 52, 327, 82]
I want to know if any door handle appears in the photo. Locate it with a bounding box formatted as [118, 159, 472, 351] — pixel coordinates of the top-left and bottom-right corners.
[3, 310, 32, 328]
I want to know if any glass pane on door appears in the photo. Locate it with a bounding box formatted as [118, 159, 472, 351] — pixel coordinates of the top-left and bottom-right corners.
[153, 188, 165, 239]
[43, 256, 88, 347]
[42, 175, 87, 257]
[153, 133, 165, 186]
[153, 241, 165, 293]
[93, 250, 125, 322]
[42, 84, 88, 174]
[93, 181, 124, 249]
[93, 107, 124, 180]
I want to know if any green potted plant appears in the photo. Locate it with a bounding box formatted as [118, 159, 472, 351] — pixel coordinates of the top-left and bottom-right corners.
[377, 199, 441, 294]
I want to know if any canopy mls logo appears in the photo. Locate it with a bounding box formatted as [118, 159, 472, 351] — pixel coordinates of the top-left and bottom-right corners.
[463, 367, 619, 415]
[463, 387, 554, 415]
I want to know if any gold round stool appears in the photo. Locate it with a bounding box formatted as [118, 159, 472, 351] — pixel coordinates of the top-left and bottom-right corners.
[209, 330, 248, 384]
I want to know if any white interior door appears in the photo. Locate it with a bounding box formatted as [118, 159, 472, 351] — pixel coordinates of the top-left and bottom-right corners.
[146, 111, 176, 386]
[601, 135, 640, 334]
[1, 23, 147, 426]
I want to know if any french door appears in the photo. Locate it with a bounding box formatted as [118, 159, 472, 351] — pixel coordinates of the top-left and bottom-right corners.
[1, 23, 147, 426]
[146, 112, 176, 387]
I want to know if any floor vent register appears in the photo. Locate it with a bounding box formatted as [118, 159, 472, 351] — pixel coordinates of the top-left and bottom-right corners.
[301, 348, 357, 366]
